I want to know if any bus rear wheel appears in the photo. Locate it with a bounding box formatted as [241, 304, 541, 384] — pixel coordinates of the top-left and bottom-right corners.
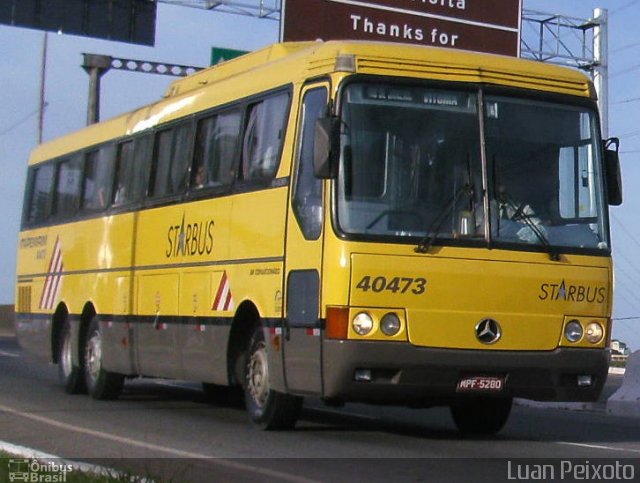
[84, 316, 124, 400]
[58, 320, 86, 394]
[244, 326, 302, 430]
[450, 396, 512, 435]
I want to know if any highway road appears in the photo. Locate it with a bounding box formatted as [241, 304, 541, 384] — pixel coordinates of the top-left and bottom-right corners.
[1, 334, 639, 482]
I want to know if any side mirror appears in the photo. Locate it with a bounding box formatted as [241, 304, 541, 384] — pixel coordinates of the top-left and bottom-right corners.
[604, 137, 622, 206]
[313, 117, 340, 179]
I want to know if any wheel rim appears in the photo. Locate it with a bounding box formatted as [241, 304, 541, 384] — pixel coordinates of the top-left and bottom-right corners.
[85, 331, 102, 384]
[60, 331, 73, 378]
[247, 341, 269, 408]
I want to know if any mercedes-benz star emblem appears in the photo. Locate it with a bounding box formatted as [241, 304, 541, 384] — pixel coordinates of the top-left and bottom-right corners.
[475, 318, 502, 345]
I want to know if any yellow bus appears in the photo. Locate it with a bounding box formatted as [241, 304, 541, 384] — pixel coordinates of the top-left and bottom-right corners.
[15, 40, 622, 434]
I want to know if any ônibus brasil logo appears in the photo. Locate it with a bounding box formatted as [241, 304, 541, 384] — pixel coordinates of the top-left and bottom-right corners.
[8, 459, 73, 482]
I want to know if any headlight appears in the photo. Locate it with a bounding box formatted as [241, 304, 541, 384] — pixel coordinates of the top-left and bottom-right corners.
[585, 322, 604, 344]
[380, 313, 401, 336]
[352, 312, 374, 336]
[565, 320, 583, 343]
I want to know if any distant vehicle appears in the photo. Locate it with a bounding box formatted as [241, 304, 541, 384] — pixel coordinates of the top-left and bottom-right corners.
[612, 339, 630, 356]
[15, 40, 622, 434]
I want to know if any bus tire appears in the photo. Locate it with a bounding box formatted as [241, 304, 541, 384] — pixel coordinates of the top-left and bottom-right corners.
[58, 320, 86, 394]
[83, 316, 124, 400]
[244, 326, 303, 430]
[450, 396, 512, 435]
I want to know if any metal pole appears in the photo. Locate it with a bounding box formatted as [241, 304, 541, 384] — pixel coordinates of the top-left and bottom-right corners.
[82, 54, 112, 125]
[593, 8, 608, 138]
[87, 67, 101, 125]
[37, 32, 48, 144]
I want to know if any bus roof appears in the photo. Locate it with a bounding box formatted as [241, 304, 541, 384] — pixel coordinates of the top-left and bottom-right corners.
[29, 40, 595, 165]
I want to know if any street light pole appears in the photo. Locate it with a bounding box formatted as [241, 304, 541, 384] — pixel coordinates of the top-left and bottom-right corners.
[593, 8, 608, 138]
[82, 54, 112, 125]
[37, 32, 48, 143]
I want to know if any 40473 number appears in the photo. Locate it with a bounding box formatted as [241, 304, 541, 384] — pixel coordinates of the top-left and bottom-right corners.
[355, 275, 427, 295]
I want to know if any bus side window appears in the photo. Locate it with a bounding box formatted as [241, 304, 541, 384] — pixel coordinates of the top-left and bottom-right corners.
[241, 92, 289, 181]
[293, 87, 327, 240]
[25, 163, 55, 225]
[113, 141, 135, 206]
[150, 123, 193, 197]
[169, 122, 193, 194]
[150, 129, 173, 198]
[214, 110, 241, 184]
[52, 156, 82, 218]
[192, 116, 214, 189]
[82, 144, 115, 212]
[192, 109, 241, 190]
[133, 134, 154, 200]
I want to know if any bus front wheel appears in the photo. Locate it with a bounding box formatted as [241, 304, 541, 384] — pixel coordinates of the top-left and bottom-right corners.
[450, 396, 512, 435]
[244, 326, 302, 430]
[83, 316, 124, 400]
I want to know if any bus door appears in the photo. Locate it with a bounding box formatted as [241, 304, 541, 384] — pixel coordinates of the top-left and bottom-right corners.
[133, 125, 194, 380]
[283, 85, 329, 394]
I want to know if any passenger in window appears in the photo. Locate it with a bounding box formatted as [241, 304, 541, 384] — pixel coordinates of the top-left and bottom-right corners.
[261, 145, 276, 176]
[114, 182, 127, 206]
[85, 181, 107, 210]
[193, 164, 206, 189]
[97, 188, 107, 209]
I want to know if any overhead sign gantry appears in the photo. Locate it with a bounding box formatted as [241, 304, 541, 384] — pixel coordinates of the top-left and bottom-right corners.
[0, 0, 156, 45]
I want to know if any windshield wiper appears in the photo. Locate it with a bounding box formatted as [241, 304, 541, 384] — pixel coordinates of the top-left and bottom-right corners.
[415, 183, 473, 254]
[497, 189, 560, 261]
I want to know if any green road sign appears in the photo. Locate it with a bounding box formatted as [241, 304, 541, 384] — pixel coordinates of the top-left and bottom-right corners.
[211, 47, 249, 66]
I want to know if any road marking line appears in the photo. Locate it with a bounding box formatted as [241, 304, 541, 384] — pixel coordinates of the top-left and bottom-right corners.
[0, 350, 19, 358]
[558, 441, 640, 455]
[0, 403, 319, 483]
[1, 439, 77, 460]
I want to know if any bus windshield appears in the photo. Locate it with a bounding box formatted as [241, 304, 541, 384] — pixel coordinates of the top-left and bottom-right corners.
[336, 81, 609, 253]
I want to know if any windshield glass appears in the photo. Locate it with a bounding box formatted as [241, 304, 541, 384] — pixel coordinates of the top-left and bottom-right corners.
[486, 96, 608, 251]
[335, 81, 609, 253]
[337, 83, 484, 241]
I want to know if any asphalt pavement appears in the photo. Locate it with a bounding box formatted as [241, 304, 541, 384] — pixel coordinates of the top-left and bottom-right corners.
[1, 335, 639, 482]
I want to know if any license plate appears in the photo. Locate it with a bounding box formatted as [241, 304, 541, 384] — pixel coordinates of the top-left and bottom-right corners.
[456, 375, 505, 393]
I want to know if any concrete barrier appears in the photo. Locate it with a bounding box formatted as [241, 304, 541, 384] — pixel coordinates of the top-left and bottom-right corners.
[0, 304, 15, 336]
[607, 350, 640, 419]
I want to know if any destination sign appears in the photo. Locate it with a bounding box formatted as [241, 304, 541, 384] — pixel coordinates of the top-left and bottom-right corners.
[281, 0, 522, 56]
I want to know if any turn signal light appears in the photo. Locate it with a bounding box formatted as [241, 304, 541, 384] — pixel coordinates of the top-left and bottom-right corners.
[326, 306, 349, 339]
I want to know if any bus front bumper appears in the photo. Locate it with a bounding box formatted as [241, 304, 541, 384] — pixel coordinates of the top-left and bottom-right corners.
[322, 339, 608, 405]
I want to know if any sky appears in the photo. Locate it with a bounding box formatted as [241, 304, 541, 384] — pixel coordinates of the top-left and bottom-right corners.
[1, 0, 639, 350]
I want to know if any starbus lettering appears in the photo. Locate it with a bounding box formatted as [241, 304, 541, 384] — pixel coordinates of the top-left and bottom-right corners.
[538, 280, 606, 304]
[166, 214, 215, 258]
